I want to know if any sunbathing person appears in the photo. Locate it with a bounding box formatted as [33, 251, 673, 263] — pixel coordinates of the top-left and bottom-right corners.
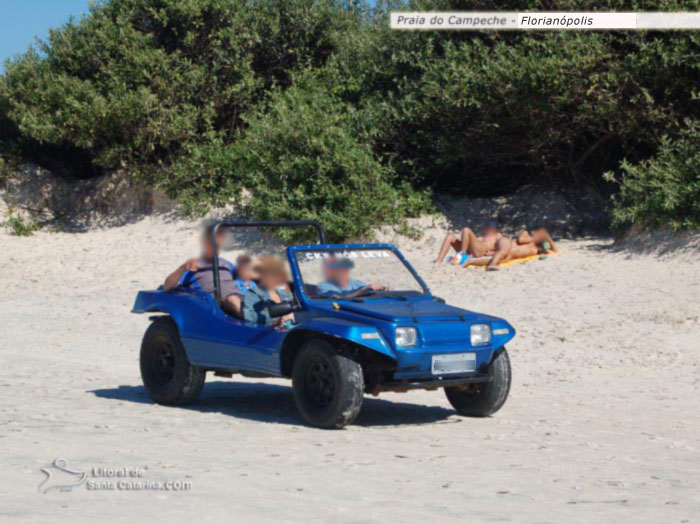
[434, 221, 503, 265]
[463, 227, 557, 269]
[163, 225, 243, 316]
[242, 256, 295, 328]
[516, 227, 557, 252]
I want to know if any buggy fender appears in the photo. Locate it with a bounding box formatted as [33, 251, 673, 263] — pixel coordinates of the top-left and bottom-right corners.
[132, 290, 181, 315]
[291, 317, 397, 360]
[132, 289, 218, 331]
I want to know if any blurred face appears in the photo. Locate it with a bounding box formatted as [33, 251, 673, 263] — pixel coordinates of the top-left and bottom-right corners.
[483, 225, 499, 237]
[532, 228, 547, 243]
[237, 263, 257, 281]
[260, 272, 286, 290]
[325, 267, 350, 286]
[200, 232, 223, 260]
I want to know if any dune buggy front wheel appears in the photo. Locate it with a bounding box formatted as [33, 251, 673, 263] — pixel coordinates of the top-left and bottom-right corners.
[444, 347, 511, 417]
[292, 339, 364, 429]
[140, 317, 205, 405]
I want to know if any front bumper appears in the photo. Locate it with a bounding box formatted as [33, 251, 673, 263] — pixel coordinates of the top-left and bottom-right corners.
[385, 319, 514, 379]
[370, 373, 491, 395]
[392, 345, 495, 380]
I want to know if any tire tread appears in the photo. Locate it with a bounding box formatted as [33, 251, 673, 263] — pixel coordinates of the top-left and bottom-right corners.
[445, 347, 511, 417]
[292, 339, 364, 428]
[140, 317, 205, 405]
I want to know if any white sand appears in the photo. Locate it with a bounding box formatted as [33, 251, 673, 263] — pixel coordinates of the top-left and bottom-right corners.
[1, 216, 699, 523]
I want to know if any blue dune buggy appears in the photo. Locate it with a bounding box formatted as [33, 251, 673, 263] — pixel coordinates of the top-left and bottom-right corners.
[132, 221, 515, 428]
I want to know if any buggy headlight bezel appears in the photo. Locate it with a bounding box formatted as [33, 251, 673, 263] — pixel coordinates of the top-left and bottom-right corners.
[395, 327, 418, 347]
[470, 323, 491, 346]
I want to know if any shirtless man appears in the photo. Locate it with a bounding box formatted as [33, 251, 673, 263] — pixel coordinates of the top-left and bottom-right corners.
[464, 227, 557, 270]
[434, 221, 503, 265]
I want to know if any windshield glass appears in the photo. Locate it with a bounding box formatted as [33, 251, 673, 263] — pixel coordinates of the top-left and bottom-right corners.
[294, 248, 425, 300]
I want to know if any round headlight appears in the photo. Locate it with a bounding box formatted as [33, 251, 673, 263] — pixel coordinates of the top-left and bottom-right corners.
[395, 327, 417, 347]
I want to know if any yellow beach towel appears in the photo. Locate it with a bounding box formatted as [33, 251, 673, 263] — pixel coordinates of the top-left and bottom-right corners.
[467, 252, 557, 269]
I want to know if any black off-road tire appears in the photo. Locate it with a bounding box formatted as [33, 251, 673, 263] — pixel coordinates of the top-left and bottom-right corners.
[140, 317, 205, 405]
[444, 347, 511, 417]
[292, 339, 364, 429]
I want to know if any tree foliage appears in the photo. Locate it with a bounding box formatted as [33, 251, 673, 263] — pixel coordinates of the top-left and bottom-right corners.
[606, 120, 700, 231]
[1, 0, 357, 171]
[1, 0, 699, 236]
[326, 0, 700, 195]
[232, 76, 431, 242]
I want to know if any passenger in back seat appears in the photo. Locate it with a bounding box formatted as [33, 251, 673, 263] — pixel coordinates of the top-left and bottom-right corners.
[242, 257, 295, 328]
[163, 225, 244, 317]
[234, 254, 258, 295]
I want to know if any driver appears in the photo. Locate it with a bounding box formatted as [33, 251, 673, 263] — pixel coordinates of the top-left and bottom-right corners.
[316, 257, 387, 298]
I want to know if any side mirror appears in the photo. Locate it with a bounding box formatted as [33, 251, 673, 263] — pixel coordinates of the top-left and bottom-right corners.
[268, 301, 299, 318]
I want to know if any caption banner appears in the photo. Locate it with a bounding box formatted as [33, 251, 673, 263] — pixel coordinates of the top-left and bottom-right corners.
[390, 12, 700, 30]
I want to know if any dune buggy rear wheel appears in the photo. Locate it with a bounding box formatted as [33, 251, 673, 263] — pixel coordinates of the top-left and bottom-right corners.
[445, 347, 511, 417]
[140, 317, 205, 405]
[292, 339, 364, 429]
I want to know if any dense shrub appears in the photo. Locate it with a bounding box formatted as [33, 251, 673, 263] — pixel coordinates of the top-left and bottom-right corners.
[165, 134, 243, 216]
[0, 0, 358, 172]
[232, 78, 431, 242]
[1, 0, 699, 235]
[606, 121, 700, 232]
[327, 0, 700, 194]
[148, 74, 432, 241]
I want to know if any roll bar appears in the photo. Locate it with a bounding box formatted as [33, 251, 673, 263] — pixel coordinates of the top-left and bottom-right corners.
[210, 220, 326, 303]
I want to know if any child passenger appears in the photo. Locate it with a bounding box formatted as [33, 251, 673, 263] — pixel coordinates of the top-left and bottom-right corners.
[234, 254, 258, 295]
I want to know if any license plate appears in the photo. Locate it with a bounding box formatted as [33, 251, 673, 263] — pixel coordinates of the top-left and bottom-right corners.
[431, 353, 477, 374]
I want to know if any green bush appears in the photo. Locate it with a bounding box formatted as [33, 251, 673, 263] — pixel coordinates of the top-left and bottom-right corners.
[2, 208, 40, 236]
[0, 0, 359, 172]
[1, 0, 699, 236]
[606, 120, 700, 232]
[326, 0, 700, 193]
[232, 77, 431, 242]
[165, 134, 244, 216]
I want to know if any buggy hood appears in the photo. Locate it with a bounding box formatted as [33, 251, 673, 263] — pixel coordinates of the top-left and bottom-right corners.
[321, 298, 479, 323]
